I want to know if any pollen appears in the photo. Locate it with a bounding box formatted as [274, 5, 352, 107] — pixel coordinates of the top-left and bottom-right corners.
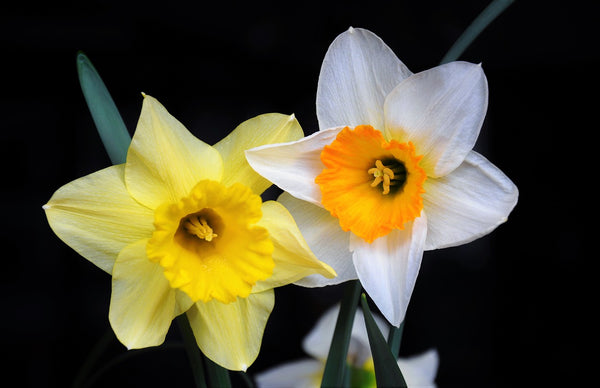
[315, 125, 427, 243]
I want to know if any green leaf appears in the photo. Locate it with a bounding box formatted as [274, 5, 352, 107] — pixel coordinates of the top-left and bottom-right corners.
[76, 51, 131, 165]
[321, 280, 362, 387]
[440, 0, 515, 64]
[387, 321, 404, 359]
[361, 294, 407, 388]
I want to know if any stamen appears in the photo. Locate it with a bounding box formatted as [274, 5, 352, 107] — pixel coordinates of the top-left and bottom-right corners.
[183, 215, 217, 241]
[368, 159, 399, 195]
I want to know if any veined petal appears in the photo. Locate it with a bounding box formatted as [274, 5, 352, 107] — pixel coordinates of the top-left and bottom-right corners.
[384, 62, 488, 177]
[423, 151, 518, 250]
[174, 290, 194, 316]
[43, 164, 154, 274]
[253, 201, 336, 293]
[215, 113, 303, 195]
[109, 239, 177, 349]
[187, 289, 275, 371]
[277, 193, 356, 287]
[255, 359, 322, 388]
[350, 214, 427, 326]
[317, 27, 412, 131]
[125, 95, 223, 209]
[246, 127, 343, 205]
[398, 349, 439, 387]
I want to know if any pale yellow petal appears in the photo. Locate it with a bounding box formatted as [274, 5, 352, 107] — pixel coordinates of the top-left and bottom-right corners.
[125, 95, 223, 209]
[253, 201, 336, 292]
[214, 113, 303, 194]
[43, 164, 154, 274]
[109, 239, 177, 349]
[174, 290, 194, 317]
[187, 290, 275, 371]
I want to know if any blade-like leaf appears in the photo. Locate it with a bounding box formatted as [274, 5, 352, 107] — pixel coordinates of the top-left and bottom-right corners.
[387, 321, 404, 358]
[321, 280, 362, 387]
[440, 0, 515, 64]
[77, 51, 131, 164]
[361, 294, 406, 387]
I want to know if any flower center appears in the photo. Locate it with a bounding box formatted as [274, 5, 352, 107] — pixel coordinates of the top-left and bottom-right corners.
[367, 158, 407, 195]
[147, 180, 274, 304]
[182, 211, 219, 242]
[315, 125, 426, 243]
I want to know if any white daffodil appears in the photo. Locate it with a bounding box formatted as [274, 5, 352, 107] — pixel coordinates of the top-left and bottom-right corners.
[255, 304, 439, 387]
[246, 27, 518, 326]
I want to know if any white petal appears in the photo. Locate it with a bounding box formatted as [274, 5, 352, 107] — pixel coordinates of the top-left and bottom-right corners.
[255, 359, 322, 388]
[384, 62, 488, 177]
[246, 127, 343, 206]
[351, 214, 428, 326]
[303, 304, 389, 364]
[398, 349, 439, 387]
[317, 27, 412, 131]
[398, 350, 439, 386]
[423, 151, 518, 250]
[278, 193, 356, 287]
[109, 239, 176, 349]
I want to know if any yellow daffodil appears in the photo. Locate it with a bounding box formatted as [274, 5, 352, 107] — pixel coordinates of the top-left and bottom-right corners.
[246, 27, 518, 326]
[255, 304, 439, 387]
[43, 95, 336, 371]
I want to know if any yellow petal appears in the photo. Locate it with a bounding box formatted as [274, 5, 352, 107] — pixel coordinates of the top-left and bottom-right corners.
[109, 239, 177, 349]
[187, 290, 275, 371]
[214, 113, 303, 194]
[253, 201, 336, 292]
[43, 165, 154, 274]
[125, 95, 223, 209]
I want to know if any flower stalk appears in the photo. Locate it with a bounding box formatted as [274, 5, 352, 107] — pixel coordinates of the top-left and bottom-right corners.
[320, 280, 362, 387]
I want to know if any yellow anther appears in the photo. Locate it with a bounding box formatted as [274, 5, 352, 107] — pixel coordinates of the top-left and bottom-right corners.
[368, 159, 395, 194]
[184, 216, 217, 241]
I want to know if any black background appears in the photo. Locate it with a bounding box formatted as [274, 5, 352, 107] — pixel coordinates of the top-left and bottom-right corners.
[2, 0, 595, 386]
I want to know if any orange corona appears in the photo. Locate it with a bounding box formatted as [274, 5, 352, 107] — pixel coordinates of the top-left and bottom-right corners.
[315, 126, 426, 243]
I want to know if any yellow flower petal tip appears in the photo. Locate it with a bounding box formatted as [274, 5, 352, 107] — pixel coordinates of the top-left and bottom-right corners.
[147, 180, 275, 304]
[315, 125, 426, 243]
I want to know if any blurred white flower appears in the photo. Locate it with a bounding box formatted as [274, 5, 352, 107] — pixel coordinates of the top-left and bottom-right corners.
[255, 305, 438, 387]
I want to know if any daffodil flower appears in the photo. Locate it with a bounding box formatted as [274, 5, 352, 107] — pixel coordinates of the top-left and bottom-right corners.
[255, 304, 439, 387]
[246, 27, 518, 326]
[43, 95, 336, 371]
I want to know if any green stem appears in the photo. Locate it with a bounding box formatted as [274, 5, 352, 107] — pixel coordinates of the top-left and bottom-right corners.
[72, 329, 115, 388]
[321, 280, 362, 387]
[204, 355, 232, 388]
[176, 315, 208, 388]
[82, 344, 184, 387]
[387, 321, 404, 359]
[440, 0, 515, 64]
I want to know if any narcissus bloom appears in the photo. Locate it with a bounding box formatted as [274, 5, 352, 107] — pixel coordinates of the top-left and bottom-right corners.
[246, 27, 518, 326]
[44, 95, 335, 370]
[255, 305, 439, 387]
